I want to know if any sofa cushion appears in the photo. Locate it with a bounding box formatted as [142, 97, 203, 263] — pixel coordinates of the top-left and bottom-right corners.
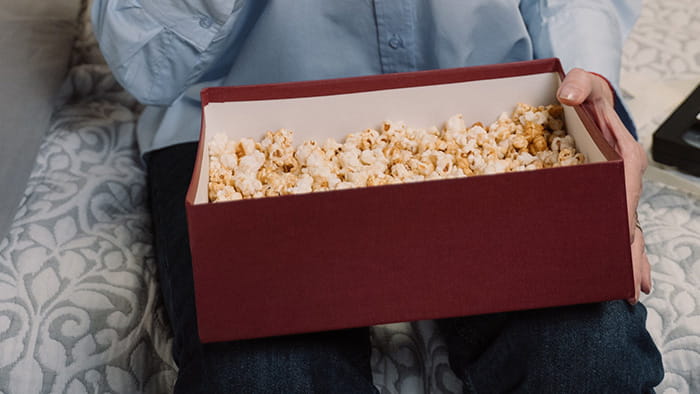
[0, 0, 81, 240]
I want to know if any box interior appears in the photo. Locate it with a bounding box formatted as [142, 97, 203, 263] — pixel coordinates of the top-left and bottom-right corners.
[195, 72, 606, 204]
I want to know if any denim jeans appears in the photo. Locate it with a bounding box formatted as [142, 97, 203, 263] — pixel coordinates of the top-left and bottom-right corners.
[146, 142, 663, 394]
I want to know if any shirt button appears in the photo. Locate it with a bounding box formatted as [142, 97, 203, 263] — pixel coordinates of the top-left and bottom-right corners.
[388, 35, 402, 49]
[199, 16, 213, 29]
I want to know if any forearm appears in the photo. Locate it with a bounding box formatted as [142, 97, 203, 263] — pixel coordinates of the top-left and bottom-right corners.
[91, 0, 242, 105]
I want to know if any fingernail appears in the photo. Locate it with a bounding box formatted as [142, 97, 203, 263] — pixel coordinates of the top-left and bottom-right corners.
[559, 86, 582, 102]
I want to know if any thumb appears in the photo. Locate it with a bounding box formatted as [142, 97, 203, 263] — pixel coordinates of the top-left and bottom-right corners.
[557, 68, 594, 106]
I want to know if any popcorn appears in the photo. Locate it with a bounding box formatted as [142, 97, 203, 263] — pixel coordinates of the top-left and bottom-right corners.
[238, 138, 258, 156]
[262, 172, 296, 196]
[359, 149, 376, 165]
[529, 134, 548, 155]
[558, 148, 575, 162]
[207, 103, 586, 202]
[454, 153, 473, 175]
[511, 134, 528, 150]
[209, 133, 231, 156]
[290, 174, 313, 194]
[295, 141, 320, 167]
[215, 155, 234, 176]
[516, 151, 536, 166]
[338, 149, 363, 171]
[216, 185, 243, 201]
[467, 151, 487, 174]
[391, 163, 411, 179]
[433, 151, 455, 176]
[233, 174, 262, 198]
[237, 151, 265, 176]
[551, 135, 575, 153]
[322, 138, 342, 160]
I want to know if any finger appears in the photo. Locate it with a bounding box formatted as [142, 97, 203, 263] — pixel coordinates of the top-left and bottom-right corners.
[558, 69, 615, 106]
[603, 102, 646, 158]
[619, 141, 646, 242]
[627, 283, 640, 305]
[557, 68, 594, 105]
[641, 251, 651, 294]
[581, 101, 641, 243]
[627, 228, 647, 304]
[590, 99, 637, 155]
[627, 255, 641, 305]
[560, 71, 648, 251]
[585, 101, 617, 149]
[639, 230, 652, 294]
[627, 288, 640, 305]
[597, 104, 646, 242]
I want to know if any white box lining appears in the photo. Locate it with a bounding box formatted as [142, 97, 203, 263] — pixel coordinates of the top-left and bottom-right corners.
[195, 72, 606, 204]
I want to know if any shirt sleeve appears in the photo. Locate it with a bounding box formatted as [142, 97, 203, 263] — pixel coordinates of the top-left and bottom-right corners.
[91, 0, 244, 105]
[520, 0, 641, 88]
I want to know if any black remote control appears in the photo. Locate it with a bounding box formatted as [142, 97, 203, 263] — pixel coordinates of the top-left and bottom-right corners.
[652, 83, 700, 176]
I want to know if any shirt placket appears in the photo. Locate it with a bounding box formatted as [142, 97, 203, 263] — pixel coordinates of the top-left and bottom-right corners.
[373, 0, 417, 74]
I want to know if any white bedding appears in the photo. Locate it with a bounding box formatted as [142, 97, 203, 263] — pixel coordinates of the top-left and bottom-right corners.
[0, 0, 698, 392]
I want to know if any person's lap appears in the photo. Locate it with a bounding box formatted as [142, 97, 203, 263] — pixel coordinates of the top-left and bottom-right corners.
[437, 302, 663, 393]
[147, 142, 378, 393]
[146, 142, 663, 394]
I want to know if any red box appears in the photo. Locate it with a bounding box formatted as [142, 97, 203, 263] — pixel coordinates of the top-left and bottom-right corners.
[185, 58, 633, 343]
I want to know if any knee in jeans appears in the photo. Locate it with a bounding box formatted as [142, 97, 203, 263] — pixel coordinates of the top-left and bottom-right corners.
[524, 301, 664, 391]
[174, 348, 314, 393]
[174, 331, 376, 394]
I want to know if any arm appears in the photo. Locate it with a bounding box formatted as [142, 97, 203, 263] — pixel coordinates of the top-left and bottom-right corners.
[520, 0, 641, 88]
[521, 1, 649, 303]
[523, 0, 649, 302]
[91, 0, 244, 105]
[521, 0, 641, 137]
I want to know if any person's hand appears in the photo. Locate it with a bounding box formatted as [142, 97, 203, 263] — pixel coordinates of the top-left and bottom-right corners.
[557, 68, 651, 304]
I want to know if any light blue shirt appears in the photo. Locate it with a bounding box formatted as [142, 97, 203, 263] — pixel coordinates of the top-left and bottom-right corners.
[92, 0, 640, 157]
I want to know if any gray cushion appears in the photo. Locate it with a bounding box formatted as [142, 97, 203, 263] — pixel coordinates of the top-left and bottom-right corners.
[0, 0, 81, 240]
